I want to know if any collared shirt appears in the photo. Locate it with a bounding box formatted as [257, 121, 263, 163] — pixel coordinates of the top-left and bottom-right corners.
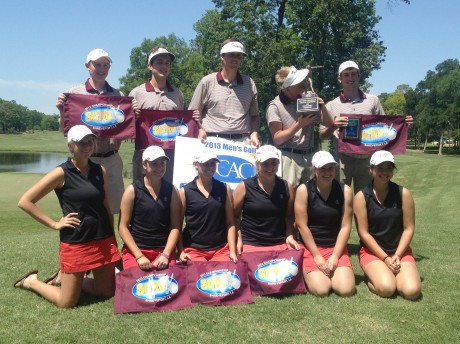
[68, 79, 124, 153]
[266, 91, 315, 149]
[325, 89, 386, 155]
[188, 68, 259, 134]
[129, 79, 184, 111]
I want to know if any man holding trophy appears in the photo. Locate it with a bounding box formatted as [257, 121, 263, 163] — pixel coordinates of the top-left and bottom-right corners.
[266, 66, 334, 188]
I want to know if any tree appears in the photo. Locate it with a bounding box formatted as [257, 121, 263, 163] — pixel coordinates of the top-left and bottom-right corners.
[383, 89, 406, 115]
[192, 0, 386, 142]
[118, 34, 205, 106]
[414, 59, 460, 154]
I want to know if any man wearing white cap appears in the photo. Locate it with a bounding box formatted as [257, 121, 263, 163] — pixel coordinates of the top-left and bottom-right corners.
[322, 60, 413, 194]
[56, 48, 125, 214]
[188, 38, 260, 147]
[266, 66, 334, 188]
[129, 46, 185, 183]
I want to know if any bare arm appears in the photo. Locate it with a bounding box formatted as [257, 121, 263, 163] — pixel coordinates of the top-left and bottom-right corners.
[18, 167, 80, 230]
[225, 184, 238, 262]
[285, 182, 299, 250]
[395, 187, 415, 259]
[233, 181, 246, 254]
[152, 186, 182, 269]
[354, 190, 387, 260]
[328, 184, 353, 271]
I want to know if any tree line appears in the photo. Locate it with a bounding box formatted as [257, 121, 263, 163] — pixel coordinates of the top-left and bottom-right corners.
[0, 99, 59, 133]
[5, 0, 458, 156]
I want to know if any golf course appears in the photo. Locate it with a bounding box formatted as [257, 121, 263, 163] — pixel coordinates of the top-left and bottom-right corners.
[0, 131, 458, 343]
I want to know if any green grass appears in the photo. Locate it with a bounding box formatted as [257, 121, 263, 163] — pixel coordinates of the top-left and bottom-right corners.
[1, 132, 459, 343]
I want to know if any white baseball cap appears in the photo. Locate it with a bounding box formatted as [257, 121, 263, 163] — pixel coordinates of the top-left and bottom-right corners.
[311, 151, 338, 168]
[142, 146, 169, 162]
[194, 148, 220, 164]
[370, 150, 394, 166]
[255, 145, 281, 163]
[281, 66, 309, 89]
[67, 125, 95, 142]
[220, 41, 247, 56]
[86, 48, 112, 63]
[338, 60, 359, 76]
[148, 47, 176, 64]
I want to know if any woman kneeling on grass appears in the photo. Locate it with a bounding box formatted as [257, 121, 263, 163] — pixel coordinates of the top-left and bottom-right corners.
[14, 125, 120, 308]
[179, 148, 237, 263]
[118, 146, 181, 270]
[294, 151, 355, 297]
[233, 145, 299, 253]
[354, 150, 421, 300]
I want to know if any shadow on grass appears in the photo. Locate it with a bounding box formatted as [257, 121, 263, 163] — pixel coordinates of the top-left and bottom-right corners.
[78, 293, 112, 308]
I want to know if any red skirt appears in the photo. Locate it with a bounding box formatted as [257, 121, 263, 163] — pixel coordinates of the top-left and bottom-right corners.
[60, 236, 121, 273]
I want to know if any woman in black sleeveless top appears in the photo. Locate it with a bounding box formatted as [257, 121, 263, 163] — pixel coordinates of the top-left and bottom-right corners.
[354, 150, 421, 300]
[179, 148, 237, 262]
[118, 145, 181, 271]
[295, 151, 355, 297]
[233, 145, 299, 253]
[15, 125, 120, 308]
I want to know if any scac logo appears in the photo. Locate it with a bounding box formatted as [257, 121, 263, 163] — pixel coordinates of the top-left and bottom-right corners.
[255, 259, 299, 284]
[81, 105, 124, 127]
[361, 124, 397, 145]
[197, 271, 241, 296]
[132, 274, 178, 300]
[150, 118, 188, 140]
[216, 155, 254, 183]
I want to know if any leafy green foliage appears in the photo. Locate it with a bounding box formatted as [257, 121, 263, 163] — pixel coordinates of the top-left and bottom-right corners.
[413, 59, 460, 152]
[118, 34, 206, 106]
[0, 99, 58, 133]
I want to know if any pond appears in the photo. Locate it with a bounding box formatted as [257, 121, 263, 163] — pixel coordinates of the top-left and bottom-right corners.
[0, 152, 69, 173]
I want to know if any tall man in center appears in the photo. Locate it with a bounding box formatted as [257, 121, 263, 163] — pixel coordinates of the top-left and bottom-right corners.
[189, 38, 260, 147]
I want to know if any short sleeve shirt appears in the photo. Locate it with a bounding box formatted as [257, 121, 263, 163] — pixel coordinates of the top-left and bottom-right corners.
[188, 69, 259, 134]
[129, 80, 184, 111]
[266, 92, 314, 149]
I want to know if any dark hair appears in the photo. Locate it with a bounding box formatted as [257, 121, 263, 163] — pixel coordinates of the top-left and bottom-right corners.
[147, 45, 165, 65]
[220, 38, 241, 50]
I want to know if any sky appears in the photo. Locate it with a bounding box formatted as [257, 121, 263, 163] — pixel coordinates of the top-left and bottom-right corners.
[0, 0, 459, 115]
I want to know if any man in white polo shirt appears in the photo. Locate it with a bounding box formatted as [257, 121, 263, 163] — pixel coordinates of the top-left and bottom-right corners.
[189, 38, 260, 147]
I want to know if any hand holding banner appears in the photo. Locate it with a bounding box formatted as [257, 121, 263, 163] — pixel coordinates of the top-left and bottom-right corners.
[136, 109, 199, 150]
[63, 93, 135, 139]
[339, 114, 408, 155]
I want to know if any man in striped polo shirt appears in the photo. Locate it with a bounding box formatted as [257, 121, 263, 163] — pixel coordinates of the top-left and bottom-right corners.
[321, 60, 412, 194]
[188, 38, 260, 147]
[56, 48, 125, 214]
[129, 46, 184, 183]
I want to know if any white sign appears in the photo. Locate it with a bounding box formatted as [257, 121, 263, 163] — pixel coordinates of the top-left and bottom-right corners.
[172, 137, 281, 190]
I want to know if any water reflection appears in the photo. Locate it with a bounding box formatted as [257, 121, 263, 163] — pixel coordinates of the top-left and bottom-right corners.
[0, 152, 68, 173]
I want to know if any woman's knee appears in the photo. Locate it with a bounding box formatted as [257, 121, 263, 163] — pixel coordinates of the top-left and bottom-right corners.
[371, 279, 397, 298]
[398, 283, 421, 300]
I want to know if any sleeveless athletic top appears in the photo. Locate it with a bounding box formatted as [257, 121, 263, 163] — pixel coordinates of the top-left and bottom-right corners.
[129, 178, 173, 249]
[240, 175, 289, 246]
[182, 177, 228, 250]
[361, 181, 404, 254]
[298, 179, 344, 247]
[55, 159, 113, 244]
